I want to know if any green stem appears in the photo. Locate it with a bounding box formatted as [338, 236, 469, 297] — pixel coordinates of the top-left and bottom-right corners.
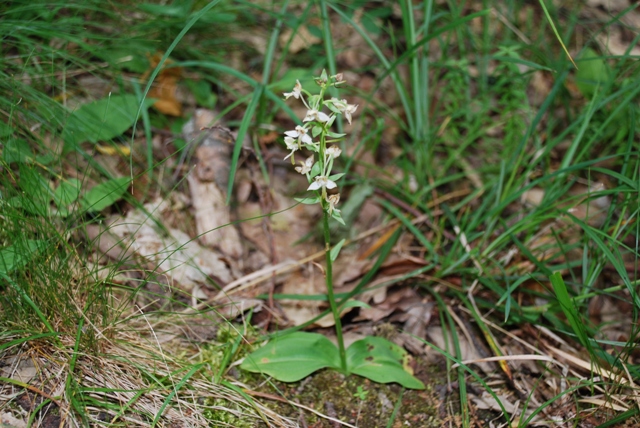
[323, 207, 347, 371]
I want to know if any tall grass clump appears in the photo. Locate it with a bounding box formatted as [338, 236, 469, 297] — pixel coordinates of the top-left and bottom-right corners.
[0, 1, 296, 426]
[0, 0, 123, 341]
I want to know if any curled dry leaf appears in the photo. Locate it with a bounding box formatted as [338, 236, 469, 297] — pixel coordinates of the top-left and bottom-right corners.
[426, 326, 494, 374]
[145, 52, 183, 117]
[0, 356, 37, 384]
[183, 110, 242, 259]
[279, 24, 321, 54]
[0, 412, 26, 428]
[90, 199, 235, 298]
[471, 392, 551, 426]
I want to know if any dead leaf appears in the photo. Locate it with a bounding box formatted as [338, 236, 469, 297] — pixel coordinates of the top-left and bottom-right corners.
[92, 199, 235, 299]
[398, 301, 434, 354]
[426, 326, 494, 374]
[279, 269, 350, 328]
[0, 356, 37, 383]
[145, 53, 182, 116]
[521, 187, 545, 207]
[237, 175, 318, 263]
[471, 392, 551, 426]
[215, 294, 263, 319]
[95, 143, 131, 156]
[0, 412, 26, 428]
[279, 25, 321, 54]
[183, 112, 242, 259]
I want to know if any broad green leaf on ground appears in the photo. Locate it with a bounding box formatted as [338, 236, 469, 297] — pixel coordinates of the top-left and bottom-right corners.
[185, 79, 217, 109]
[53, 178, 81, 207]
[0, 122, 12, 138]
[346, 336, 425, 390]
[0, 240, 45, 274]
[62, 94, 155, 149]
[53, 178, 82, 216]
[241, 332, 341, 382]
[80, 177, 129, 212]
[3, 139, 32, 164]
[575, 48, 612, 98]
[18, 166, 54, 215]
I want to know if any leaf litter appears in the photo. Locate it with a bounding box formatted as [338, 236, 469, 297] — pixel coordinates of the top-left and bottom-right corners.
[77, 105, 637, 424]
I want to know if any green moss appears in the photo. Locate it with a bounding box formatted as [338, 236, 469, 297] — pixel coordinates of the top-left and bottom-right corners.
[247, 355, 449, 428]
[201, 397, 254, 428]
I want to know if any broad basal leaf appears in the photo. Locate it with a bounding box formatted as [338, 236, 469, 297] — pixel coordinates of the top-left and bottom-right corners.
[80, 177, 129, 212]
[575, 48, 612, 98]
[3, 139, 32, 164]
[347, 336, 425, 390]
[62, 94, 154, 149]
[0, 240, 45, 274]
[53, 178, 81, 207]
[241, 332, 341, 382]
[18, 165, 53, 215]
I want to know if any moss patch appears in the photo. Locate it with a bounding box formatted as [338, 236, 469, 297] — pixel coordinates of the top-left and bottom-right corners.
[249, 355, 450, 428]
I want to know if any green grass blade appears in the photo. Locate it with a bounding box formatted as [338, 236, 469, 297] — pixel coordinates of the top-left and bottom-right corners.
[226, 85, 263, 204]
[559, 91, 598, 171]
[537, 0, 577, 68]
[400, 0, 422, 140]
[328, 3, 414, 134]
[376, 198, 437, 261]
[130, 0, 224, 175]
[549, 272, 591, 349]
[150, 363, 205, 428]
[0, 272, 56, 335]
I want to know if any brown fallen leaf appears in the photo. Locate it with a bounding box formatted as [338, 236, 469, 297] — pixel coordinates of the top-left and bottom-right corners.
[426, 326, 494, 374]
[0, 356, 37, 384]
[470, 392, 551, 426]
[0, 412, 26, 428]
[144, 52, 182, 116]
[183, 111, 242, 259]
[279, 24, 321, 54]
[396, 300, 434, 355]
[95, 143, 131, 156]
[90, 199, 235, 300]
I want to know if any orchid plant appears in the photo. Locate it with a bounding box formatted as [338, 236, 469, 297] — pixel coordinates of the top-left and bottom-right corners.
[241, 71, 424, 390]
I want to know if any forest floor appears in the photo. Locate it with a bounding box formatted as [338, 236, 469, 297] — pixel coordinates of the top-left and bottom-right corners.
[1, 1, 640, 427]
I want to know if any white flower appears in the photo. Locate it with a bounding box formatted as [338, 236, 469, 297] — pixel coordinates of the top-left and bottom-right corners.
[326, 145, 341, 160]
[303, 109, 331, 123]
[327, 193, 341, 215]
[284, 125, 312, 145]
[307, 175, 337, 191]
[343, 103, 358, 125]
[330, 99, 358, 124]
[295, 155, 314, 175]
[284, 80, 302, 100]
[283, 136, 299, 160]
